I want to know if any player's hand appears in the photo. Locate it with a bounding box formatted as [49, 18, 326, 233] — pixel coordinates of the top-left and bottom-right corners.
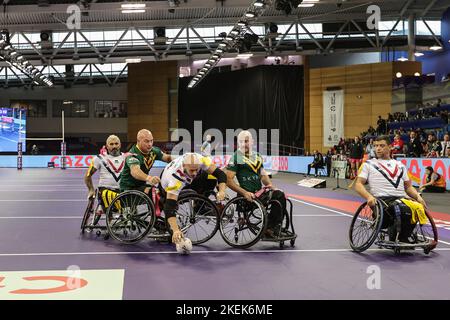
[367, 195, 377, 207]
[87, 189, 95, 200]
[172, 230, 184, 244]
[216, 190, 226, 202]
[244, 192, 255, 202]
[146, 176, 160, 185]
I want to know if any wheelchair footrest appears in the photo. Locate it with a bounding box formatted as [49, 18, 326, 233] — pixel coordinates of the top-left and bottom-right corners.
[375, 240, 433, 249]
[261, 232, 297, 242]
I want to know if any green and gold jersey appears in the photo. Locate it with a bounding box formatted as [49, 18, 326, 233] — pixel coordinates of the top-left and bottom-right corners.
[226, 150, 264, 193]
[120, 144, 163, 191]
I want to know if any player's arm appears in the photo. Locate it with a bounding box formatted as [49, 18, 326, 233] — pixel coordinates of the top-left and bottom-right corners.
[130, 164, 160, 185]
[161, 152, 172, 163]
[164, 191, 183, 244]
[405, 180, 427, 207]
[224, 169, 255, 202]
[206, 164, 227, 201]
[260, 168, 273, 188]
[353, 177, 377, 207]
[84, 161, 98, 199]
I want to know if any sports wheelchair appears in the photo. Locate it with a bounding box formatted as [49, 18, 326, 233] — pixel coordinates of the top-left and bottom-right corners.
[98, 187, 221, 245]
[219, 187, 297, 248]
[349, 198, 438, 254]
[81, 188, 111, 236]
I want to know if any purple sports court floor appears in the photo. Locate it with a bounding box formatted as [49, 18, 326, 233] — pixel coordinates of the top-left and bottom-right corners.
[0, 168, 450, 300]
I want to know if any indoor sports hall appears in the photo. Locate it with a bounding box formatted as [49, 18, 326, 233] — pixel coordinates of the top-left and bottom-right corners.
[0, 0, 449, 301]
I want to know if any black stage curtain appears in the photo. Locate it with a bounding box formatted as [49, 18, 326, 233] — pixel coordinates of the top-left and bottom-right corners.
[178, 65, 304, 148]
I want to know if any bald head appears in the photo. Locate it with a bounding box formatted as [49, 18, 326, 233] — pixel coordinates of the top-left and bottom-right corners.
[136, 129, 154, 154]
[182, 153, 201, 178]
[238, 130, 253, 154]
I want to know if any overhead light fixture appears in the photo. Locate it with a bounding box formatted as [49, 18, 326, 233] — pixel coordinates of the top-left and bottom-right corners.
[237, 53, 253, 58]
[254, 0, 265, 7]
[397, 57, 408, 61]
[188, 0, 269, 89]
[125, 58, 142, 63]
[430, 45, 442, 51]
[396, 72, 402, 78]
[414, 72, 421, 77]
[230, 29, 240, 36]
[298, 3, 315, 7]
[121, 3, 146, 9]
[121, 9, 145, 13]
[414, 52, 424, 57]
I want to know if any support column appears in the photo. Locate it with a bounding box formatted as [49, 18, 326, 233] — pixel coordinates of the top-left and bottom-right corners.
[408, 14, 416, 61]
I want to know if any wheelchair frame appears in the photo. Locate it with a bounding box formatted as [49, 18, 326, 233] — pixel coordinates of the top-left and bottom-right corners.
[219, 194, 297, 249]
[349, 198, 438, 254]
[80, 188, 108, 237]
[85, 187, 221, 245]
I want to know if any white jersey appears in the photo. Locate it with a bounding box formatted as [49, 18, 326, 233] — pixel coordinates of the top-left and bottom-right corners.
[358, 158, 410, 198]
[161, 153, 212, 196]
[89, 153, 126, 190]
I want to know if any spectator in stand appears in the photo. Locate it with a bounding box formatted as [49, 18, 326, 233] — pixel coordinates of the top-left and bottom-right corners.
[440, 133, 450, 158]
[440, 110, 448, 124]
[391, 134, 405, 157]
[436, 98, 442, 108]
[349, 136, 364, 179]
[365, 138, 376, 159]
[425, 133, 442, 158]
[407, 131, 423, 158]
[387, 113, 394, 122]
[376, 116, 386, 134]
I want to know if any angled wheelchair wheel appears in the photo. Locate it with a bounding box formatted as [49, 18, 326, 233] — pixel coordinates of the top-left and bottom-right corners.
[176, 193, 220, 245]
[106, 190, 156, 244]
[411, 210, 438, 254]
[349, 200, 384, 252]
[219, 197, 267, 249]
[81, 196, 95, 233]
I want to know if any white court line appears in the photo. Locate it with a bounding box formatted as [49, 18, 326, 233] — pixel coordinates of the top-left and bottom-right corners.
[289, 197, 450, 246]
[0, 216, 80, 219]
[0, 247, 449, 257]
[289, 198, 354, 218]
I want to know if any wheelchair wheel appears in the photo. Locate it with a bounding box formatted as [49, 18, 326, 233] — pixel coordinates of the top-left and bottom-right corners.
[219, 197, 267, 248]
[349, 200, 384, 252]
[106, 190, 156, 244]
[176, 193, 219, 245]
[411, 210, 438, 254]
[81, 197, 95, 233]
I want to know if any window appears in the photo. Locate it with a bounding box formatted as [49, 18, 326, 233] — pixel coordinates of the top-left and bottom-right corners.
[94, 101, 127, 118]
[52, 100, 89, 118]
[10, 100, 47, 118]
